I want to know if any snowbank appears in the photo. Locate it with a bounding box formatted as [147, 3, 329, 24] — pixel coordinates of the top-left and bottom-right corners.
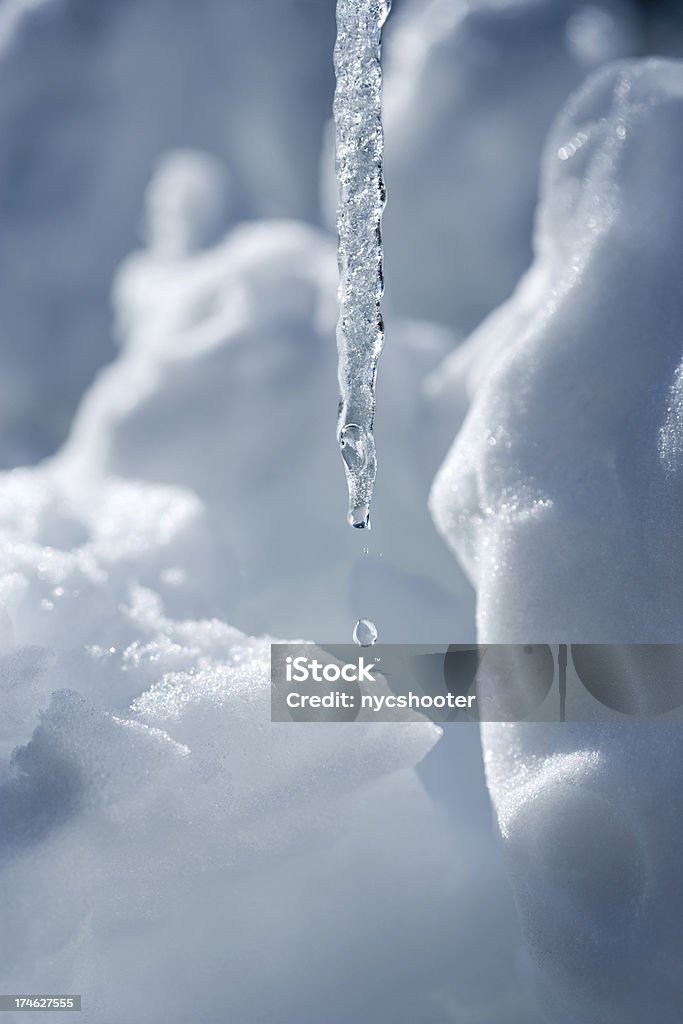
[0, 461, 474, 1023]
[432, 57, 683, 643]
[0, 164, 522, 1023]
[431, 58, 683, 1022]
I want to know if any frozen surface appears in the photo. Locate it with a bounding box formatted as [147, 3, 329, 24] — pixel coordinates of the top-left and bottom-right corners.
[334, 0, 391, 528]
[431, 58, 683, 1022]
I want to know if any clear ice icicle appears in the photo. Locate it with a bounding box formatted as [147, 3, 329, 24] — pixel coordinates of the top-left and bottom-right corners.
[334, 0, 392, 529]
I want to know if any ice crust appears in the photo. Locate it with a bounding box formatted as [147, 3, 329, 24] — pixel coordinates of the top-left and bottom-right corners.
[431, 58, 683, 1022]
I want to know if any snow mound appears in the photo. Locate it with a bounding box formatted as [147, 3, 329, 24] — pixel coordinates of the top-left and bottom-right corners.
[482, 722, 683, 1024]
[0, 463, 458, 1023]
[431, 58, 683, 643]
[431, 57, 683, 1023]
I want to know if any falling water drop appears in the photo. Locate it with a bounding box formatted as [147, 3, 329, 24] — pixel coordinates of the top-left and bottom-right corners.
[353, 618, 378, 646]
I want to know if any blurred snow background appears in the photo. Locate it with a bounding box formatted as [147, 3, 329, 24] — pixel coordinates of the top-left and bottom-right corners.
[1, 0, 682, 1021]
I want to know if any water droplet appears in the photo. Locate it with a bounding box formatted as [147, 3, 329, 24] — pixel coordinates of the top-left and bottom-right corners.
[349, 504, 370, 529]
[353, 618, 378, 646]
[362, 546, 369, 555]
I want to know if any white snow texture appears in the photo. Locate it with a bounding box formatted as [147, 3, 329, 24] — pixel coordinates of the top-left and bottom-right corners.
[431, 57, 683, 1024]
[1, 0, 683, 1022]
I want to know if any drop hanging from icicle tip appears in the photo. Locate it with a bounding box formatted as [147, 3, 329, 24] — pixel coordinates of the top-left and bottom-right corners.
[353, 618, 378, 647]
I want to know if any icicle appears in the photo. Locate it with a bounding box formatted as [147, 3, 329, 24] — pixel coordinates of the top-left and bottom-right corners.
[334, 0, 392, 529]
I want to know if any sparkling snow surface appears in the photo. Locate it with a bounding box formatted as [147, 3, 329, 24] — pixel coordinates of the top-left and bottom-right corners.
[432, 59, 683, 1023]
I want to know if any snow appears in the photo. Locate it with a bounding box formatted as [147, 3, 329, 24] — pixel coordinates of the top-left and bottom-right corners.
[371, 0, 636, 333]
[0, 113, 518, 1024]
[0, 0, 640, 468]
[431, 57, 683, 643]
[59, 184, 472, 643]
[0, 464, 472, 1022]
[482, 722, 683, 1023]
[431, 57, 683, 1022]
[0, 0, 338, 467]
[0, 424, 535, 1022]
[2, 1, 683, 1020]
